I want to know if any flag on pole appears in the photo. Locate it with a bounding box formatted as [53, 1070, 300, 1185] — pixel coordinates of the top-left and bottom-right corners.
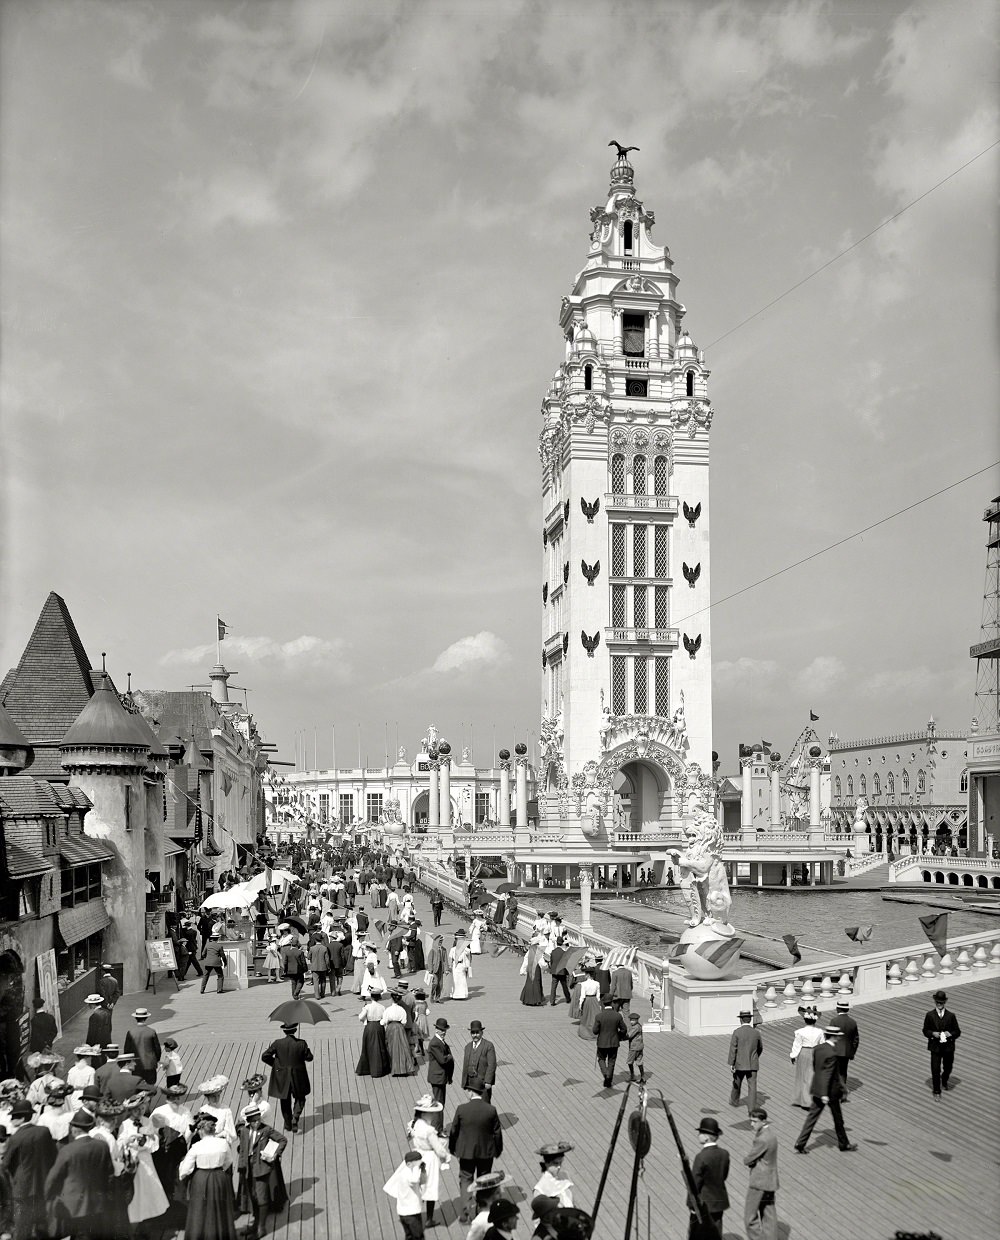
[919, 912, 949, 957]
[782, 934, 802, 964]
[218, 618, 229, 641]
[810, 711, 819, 721]
[845, 925, 874, 943]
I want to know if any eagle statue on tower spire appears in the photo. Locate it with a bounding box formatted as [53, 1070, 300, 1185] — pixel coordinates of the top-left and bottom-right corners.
[609, 140, 640, 159]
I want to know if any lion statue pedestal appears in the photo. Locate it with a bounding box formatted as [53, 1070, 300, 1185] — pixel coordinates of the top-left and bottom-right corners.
[668, 805, 743, 981]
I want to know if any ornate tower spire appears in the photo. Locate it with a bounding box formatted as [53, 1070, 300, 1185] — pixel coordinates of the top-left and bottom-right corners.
[537, 146, 715, 859]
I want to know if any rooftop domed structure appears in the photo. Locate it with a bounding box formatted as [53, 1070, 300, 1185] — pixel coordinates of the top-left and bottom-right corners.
[60, 671, 152, 757]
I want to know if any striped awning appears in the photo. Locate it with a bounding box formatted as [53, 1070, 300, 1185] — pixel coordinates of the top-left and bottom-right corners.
[162, 839, 185, 857]
[58, 898, 111, 946]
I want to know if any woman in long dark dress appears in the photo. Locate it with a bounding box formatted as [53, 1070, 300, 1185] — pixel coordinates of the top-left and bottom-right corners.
[178, 1114, 237, 1240]
[519, 941, 545, 1007]
[355, 991, 390, 1077]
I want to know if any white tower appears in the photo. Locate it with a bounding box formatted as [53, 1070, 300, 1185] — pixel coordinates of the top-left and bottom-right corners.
[537, 146, 714, 847]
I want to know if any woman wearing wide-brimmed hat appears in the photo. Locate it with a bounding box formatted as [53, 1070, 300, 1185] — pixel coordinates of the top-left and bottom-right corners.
[789, 1005, 825, 1108]
[179, 1113, 237, 1240]
[405, 1094, 451, 1226]
[449, 933, 472, 1002]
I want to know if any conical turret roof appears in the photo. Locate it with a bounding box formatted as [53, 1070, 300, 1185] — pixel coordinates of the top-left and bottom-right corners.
[0, 699, 29, 748]
[61, 672, 151, 750]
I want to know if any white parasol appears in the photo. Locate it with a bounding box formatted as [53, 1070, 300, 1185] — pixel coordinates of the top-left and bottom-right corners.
[241, 868, 299, 894]
[199, 883, 257, 910]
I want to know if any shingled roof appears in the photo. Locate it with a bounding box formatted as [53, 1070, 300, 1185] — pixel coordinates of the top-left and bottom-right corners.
[0, 776, 66, 817]
[1, 593, 96, 778]
[0, 700, 29, 749]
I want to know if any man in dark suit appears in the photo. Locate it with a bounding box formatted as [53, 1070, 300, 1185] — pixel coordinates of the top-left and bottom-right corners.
[922, 989, 961, 1096]
[728, 1007, 763, 1112]
[83, 996, 111, 1055]
[308, 936, 331, 998]
[261, 1022, 313, 1133]
[687, 1116, 730, 1238]
[461, 1021, 497, 1103]
[28, 999, 57, 1054]
[97, 966, 121, 1011]
[793, 1033, 857, 1153]
[103, 1051, 145, 1103]
[236, 1104, 288, 1239]
[743, 1107, 779, 1240]
[279, 940, 307, 1000]
[427, 1017, 455, 1107]
[824, 999, 860, 1099]
[93, 1044, 121, 1095]
[1, 1099, 57, 1240]
[44, 1110, 115, 1239]
[448, 1079, 503, 1224]
[592, 996, 628, 1088]
[123, 1008, 161, 1086]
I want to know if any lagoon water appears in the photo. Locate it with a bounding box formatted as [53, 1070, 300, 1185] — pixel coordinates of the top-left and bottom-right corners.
[530, 888, 996, 960]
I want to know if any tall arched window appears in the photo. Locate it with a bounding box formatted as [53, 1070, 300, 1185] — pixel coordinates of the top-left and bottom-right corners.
[632, 455, 646, 495]
[873, 773, 881, 797]
[902, 770, 910, 793]
[859, 775, 867, 798]
[960, 770, 969, 793]
[584, 364, 592, 391]
[623, 220, 633, 253]
[835, 776, 842, 798]
[917, 770, 926, 794]
[887, 772, 895, 796]
[847, 776, 854, 798]
[653, 455, 669, 495]
[611, 454, 626, 494]
[686, 370, 695, 397]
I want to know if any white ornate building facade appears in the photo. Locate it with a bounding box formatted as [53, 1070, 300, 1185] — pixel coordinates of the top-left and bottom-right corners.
[535, 148, 714, 863]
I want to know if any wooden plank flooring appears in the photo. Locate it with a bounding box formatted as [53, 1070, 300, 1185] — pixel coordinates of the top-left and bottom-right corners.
[51, 889, 1000, 1240]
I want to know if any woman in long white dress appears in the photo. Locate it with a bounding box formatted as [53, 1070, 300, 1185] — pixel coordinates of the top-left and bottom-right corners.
[789, 1007, 826, 1107]
[449, 935, 472, 1001]
[119, 1095, 170, 1226]
[468, 914, 487, 956]
[406, 1096, 450, 1227]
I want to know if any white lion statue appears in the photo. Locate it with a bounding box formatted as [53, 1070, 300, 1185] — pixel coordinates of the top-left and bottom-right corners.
[668, 808, 734, 934]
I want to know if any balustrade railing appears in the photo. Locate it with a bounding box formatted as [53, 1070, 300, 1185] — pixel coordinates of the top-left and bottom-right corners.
[605, 494, 679, 513]
[844, 852, 889, 876]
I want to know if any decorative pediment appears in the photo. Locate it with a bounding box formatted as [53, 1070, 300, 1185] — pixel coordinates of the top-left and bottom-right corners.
[611, 275, 662, 297]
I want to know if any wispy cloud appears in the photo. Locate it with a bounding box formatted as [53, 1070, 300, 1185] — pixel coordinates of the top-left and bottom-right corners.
[160, 634, 350, 677]
[429, 631, 511, 675]
[793, 655, 847, 695]
[714, 657, 779, 692]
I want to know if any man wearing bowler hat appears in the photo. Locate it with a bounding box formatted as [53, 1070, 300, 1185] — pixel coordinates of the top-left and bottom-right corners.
[793, 1029, 857, 1154]
[728, 1006, 763, 1112]
[743, 1108, 779, 1240]
[2, 1098, 58, 1240]
[687, 1117, 729, 1239]
[447, 1079, 503, 1224]
[461, 1021, 497, 1104]
[922, 989, 961, 1096]
[261, 1022, 313, 1134]
[426, 1017, 454, 1108]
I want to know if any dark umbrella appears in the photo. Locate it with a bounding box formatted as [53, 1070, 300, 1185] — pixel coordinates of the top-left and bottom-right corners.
[281, 916, 307, 935]
[560, 946, 588, 975]
[268, 999, 331, 1025]
[495, 882, 518, 894]
[386, 925, 410, 946]
[476, 896, 494, 909]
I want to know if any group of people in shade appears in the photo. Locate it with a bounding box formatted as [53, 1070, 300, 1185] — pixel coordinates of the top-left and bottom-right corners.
[0, 1001, 314, 1240]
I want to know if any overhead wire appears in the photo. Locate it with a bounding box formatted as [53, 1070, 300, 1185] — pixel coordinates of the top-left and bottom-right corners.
[705, 137, 1000, 351]
[673, 460, 1000, 627]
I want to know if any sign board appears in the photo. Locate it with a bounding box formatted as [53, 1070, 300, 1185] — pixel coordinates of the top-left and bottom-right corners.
[223, 944, 248, 989]
[36, 950, 62, 1039]
[145, 939, 178, 974]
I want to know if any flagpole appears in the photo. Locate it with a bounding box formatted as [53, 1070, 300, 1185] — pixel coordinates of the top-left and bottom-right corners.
[216, 615, 221, 665]
[332, 725, 336, 771]
[314, 727, 318, 771]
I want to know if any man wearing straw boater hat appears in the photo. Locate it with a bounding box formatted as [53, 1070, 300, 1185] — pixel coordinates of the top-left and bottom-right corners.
[83, 994, 111, 1056]
[124, 1008, 161, 1087]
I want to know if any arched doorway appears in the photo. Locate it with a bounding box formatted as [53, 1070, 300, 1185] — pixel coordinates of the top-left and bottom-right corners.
[411, 791, 429, 827]
[0, 944, 25, 1079]
[614, 760, 672, 830]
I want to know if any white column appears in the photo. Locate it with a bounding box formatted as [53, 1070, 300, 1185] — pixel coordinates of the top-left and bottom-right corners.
[440, 758, 452, 827]
[648, 309, 659, 359]
[809, 760, 822, 828]
[429, 762, 440, 827]
[515, 758, 528, 828]
[741, 757, 755, 843]
[769, 761, 781, 828]
[579, 863, 594, 932]
[498, 760, 511, 826]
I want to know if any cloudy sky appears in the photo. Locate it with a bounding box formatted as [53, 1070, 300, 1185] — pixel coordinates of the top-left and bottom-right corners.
[2, 0, 997, 772]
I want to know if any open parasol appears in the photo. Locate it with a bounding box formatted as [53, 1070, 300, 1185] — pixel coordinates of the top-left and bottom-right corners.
[267, 999, 330, 1025]
[559, 946, 589, 976]
[280, 915, 307, 935]
[200, 884, 256, 910]
[243, 868, 299, 894]
[495, 882, 519, 894]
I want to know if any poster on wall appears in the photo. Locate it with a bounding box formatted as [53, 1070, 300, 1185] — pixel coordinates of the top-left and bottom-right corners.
[36, 950, 62, 1039]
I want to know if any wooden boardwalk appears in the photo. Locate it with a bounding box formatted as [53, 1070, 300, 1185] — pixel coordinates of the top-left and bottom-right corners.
[52, 888, 1000, 1240]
